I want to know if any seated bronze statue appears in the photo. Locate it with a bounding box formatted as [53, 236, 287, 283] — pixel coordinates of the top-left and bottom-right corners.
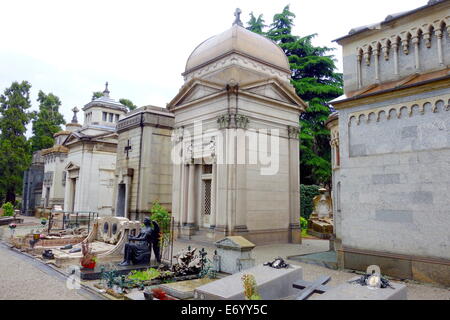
[118, 218, 161, 266]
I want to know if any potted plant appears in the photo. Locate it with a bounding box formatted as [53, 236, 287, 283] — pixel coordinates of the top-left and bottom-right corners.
[80, 242, 97, 269]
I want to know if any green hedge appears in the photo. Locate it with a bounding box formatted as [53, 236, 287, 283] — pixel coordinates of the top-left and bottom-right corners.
[300, 185, 320, 219]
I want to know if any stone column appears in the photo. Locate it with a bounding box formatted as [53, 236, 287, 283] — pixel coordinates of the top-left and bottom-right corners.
[226, 129, 237, 236]
[180, 164, 189, 226]
[234, 128, 248, 235]
[288, 126, 301, 244]
[412, 36, 420, 71]
[210, 161, 217, 229]
[214, 162, 228, 240]
[357, 51, 363, 89]
[185, 163, 196, 235]
[436, 28, 444, 66]
[392, 42, 399, 76]
[373, 47, 380, 82]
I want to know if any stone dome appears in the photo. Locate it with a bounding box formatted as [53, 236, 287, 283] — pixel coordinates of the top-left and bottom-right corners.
[184, 24, 290, 74]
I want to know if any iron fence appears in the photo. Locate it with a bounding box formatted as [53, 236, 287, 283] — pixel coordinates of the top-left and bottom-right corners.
[48, 210, 99, 234]
[159, 216, 175, 267]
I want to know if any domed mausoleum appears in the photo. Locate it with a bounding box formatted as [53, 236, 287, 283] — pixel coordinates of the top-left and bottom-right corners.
[168, 9, 307, 244]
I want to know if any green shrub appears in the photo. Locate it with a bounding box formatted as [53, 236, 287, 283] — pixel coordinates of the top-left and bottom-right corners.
[127, 268, 160, 283]
[150, 201, 171, 232]
[150, 201, 171, 249]
[300, 217, 309, 236]
[2, 202, 14, 217]
[300, 185, 320, 219]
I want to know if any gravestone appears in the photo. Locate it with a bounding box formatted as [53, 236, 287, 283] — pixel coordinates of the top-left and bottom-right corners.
[160, 278, 217, 299]
[308, 188, 334, 239]
[215, 236, 255, 274]
[194, 264, 303, 300]
[293, 275, 331, 300]
[310, 276, 407, 300]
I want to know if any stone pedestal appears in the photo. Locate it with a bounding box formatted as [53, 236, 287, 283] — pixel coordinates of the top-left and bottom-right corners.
[181, 224, 196, 238]
[195, 264, 303, 300]
[289, 223, 302, 244]
[215, 236, 255, 274]
[311, 277, 407, 300]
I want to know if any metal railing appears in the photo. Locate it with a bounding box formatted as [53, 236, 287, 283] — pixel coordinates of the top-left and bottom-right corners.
[48, 210, 99, 233]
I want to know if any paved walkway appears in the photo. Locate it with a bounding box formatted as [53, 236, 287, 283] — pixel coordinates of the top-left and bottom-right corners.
[0, 243, 97, 300]
[174, 238, 450, 300]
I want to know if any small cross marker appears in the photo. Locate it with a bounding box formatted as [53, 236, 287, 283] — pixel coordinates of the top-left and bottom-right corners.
[293, 275, 331, 300]
[124, 140, 132, 159]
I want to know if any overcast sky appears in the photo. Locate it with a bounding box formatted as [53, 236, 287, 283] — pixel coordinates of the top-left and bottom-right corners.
[0, 0, 426, 131]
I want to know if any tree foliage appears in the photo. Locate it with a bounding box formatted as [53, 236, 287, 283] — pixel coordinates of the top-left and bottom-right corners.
[92, 91, 103, 101]
[0, 81, 33, 204]
[119, 98, 137, 111]
[246, 12, 266, 34]
[300, 184, 320, 219]
[29, 91, 65, 152]
[247, 5, 343, 186]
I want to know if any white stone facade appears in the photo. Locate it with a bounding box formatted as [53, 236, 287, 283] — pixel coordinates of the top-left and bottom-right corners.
[332, 0, 450, 286]
[112, 106, 174, 220]
[63, 87, 128, 216]
[169, 23, 306, 244]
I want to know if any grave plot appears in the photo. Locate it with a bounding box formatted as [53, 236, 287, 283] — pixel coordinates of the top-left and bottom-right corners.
[90, 246, 219, 300]
[194, 264, 303, 300]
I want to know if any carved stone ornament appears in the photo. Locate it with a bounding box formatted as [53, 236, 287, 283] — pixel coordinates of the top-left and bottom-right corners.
[288, 125, 300, 139]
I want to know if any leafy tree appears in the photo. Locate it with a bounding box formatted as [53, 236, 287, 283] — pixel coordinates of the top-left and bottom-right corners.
[92, 91, 103, 100]
[119, 98, 137, 111]
[249, 5, 343, 186]
[0, 81, 33, 204]
[29, 91, 65, 153]
[246, 12, 266, 34]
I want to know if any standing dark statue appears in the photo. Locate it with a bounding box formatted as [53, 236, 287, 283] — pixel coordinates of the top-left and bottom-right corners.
[118, 218, 161, 266]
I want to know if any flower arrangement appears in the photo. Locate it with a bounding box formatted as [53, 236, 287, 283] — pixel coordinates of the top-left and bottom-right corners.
[151, 288, 175, 300]
[80, 242, 97, 269]
[242, 274, 261, 300]
[8, 223, 17, 237]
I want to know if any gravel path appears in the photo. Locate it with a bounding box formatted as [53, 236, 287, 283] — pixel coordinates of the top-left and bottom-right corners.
[0, 243, 96, 300]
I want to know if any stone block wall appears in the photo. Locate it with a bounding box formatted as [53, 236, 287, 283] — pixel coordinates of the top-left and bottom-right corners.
[337, 89, 450, 261]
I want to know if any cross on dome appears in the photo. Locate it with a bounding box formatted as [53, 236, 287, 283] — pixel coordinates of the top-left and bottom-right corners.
[233, 8, 243, 27]
[103, 81, 110, 97]
[71, 107, 79, 124]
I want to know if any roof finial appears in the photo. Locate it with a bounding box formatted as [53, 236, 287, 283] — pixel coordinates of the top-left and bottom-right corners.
[71, 107, 79, 124]
[103, 81, 110, 97]
[233, 8, 243, 27]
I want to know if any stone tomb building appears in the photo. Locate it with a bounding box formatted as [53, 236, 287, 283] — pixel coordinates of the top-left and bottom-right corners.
[63, 85, 128, 216]
[21, 151, 45, 216]
[330, 0, 450, 285]
[40, 108, 81, 210]
[168, 12, 306, 245]
[112, 106, 174, 220]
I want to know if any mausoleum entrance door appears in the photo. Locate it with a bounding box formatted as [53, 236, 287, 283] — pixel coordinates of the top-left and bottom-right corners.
[201, 164, 213, 228]
[117, 183, 126, 217]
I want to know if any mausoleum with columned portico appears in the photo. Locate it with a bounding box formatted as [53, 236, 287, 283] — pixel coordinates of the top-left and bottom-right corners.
[168, 10, 307, 245]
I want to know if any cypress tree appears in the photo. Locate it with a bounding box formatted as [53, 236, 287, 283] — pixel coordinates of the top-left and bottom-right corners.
[29, 91, 66, 153]
[248, 5, 343, 186]
[0, 81, 33, 204]
[246, 12, 266, 34]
